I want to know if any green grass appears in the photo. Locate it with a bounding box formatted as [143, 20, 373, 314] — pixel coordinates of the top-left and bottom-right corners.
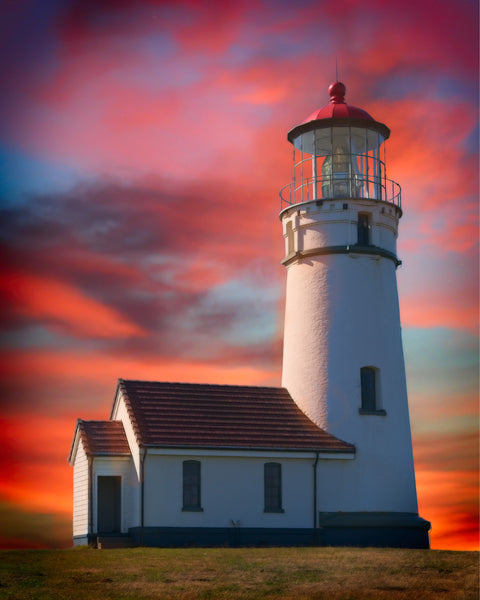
[0, 546, 478, 600]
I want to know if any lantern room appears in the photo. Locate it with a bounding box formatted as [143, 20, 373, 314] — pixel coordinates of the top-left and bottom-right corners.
[280, 82, 401, 210]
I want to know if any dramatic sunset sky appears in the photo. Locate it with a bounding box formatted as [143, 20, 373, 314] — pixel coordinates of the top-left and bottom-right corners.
[0, 0, 478, 551]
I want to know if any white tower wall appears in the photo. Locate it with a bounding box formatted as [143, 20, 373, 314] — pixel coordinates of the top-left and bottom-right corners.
[281, 199, 418, 513]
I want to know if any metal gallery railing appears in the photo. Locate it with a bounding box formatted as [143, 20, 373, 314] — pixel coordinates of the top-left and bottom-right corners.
[279, 175, 401, 211]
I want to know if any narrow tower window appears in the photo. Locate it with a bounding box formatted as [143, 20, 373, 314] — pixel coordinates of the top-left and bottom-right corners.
[357, 213, 370, 245]
[264, 462, 283, 512]
[182, 460, 202, 511]
[359, 367, 386, 415]
[360, 367, 376, 411]
[286, 221, 294, 256]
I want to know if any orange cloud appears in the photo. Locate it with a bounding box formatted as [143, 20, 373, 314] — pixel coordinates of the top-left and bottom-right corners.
[0, 269, 146, 339]
[412, 427, 479, 551]
[416, 469, 479, 550]
[0, 415, 81, 514]
[0, 348, 278, 389]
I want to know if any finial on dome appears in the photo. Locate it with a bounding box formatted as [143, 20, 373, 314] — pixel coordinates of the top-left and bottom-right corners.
[328, 81, 346, 104]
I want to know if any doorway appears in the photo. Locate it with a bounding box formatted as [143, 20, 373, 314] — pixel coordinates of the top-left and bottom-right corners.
[97, 476, 121, 534]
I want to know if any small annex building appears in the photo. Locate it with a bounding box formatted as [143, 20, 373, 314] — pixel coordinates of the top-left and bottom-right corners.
[68, 380, 358, 548]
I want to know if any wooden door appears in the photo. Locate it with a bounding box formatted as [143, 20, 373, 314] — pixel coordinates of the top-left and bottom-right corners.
[97, 476, 121, 533]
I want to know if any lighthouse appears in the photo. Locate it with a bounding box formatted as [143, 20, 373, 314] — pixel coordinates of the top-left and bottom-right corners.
[280, 82, 430, 546]
[69, 80, 430, 550]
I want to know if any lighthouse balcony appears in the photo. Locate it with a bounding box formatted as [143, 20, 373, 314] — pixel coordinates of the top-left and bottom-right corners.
[280, 175, 401, 212]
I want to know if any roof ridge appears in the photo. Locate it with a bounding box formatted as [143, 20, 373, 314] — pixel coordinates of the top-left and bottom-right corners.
[119, 379, 288, 391]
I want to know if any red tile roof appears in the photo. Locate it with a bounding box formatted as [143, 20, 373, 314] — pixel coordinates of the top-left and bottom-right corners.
[76, 419, 130, 456]
[116, 380, 354, 453]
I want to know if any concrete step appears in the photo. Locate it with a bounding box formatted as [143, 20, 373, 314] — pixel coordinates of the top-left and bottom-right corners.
[96, 535, 134, 549]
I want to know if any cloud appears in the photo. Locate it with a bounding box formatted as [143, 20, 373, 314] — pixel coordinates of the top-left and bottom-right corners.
[0, 177, 284, 437]
[400, 290, 478, 332]
[398, 248, 478, 333]
[404, 328, 478, 421]
[0, 0, 477, 552]
[415, 469, 479, 551]
[413, 417, 479, 550]
[0, 268, 147, 339]
[0, 350, 279, 411]
[413, 429, 479, 474]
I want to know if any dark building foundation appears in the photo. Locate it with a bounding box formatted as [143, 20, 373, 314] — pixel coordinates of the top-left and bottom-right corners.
[126, 512, 430, 549]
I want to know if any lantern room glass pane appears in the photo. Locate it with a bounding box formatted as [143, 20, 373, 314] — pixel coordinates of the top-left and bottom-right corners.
[350, 127, 366, 155]
[314, 128, 332, 156]
[293, 135, 317, 202]
[290, 125, 387, 202]
[293, 130, 314, 153]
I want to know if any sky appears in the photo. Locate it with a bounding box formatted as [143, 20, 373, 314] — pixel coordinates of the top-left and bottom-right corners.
[0, 0, 478, 551]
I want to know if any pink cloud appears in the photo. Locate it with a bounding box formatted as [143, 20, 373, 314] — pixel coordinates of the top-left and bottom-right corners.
[401, 293, 478, 332]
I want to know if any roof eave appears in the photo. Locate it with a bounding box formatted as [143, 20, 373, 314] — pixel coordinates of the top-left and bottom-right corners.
[140, 443, 355, 454]
[67, 419, 83, 466]
[89, 452, 132, 458]
[287, 117, 391, 144]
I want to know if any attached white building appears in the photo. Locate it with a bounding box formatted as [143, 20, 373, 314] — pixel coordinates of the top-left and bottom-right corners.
[69, 81, 430, 548]
[69, 380, 359, 547]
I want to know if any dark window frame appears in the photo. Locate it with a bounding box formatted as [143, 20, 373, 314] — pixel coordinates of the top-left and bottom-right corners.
[359, 366, 386, 416]
[182, 460, 203, 512]
[264, 462, 284, 513]
[357, 212, 371, 246]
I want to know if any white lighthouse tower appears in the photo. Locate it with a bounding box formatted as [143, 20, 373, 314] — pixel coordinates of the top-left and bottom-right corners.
[280, 82, 430, 546]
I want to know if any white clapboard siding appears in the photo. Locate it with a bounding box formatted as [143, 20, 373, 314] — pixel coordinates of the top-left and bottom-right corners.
[72, 438, 89, 537]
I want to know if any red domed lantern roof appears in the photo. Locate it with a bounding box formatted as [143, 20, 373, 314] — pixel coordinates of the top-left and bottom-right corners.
[302, 81, 374, 122]
[287, 81, 390, 143]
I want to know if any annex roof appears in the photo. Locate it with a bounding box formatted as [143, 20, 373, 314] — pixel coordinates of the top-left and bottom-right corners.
[68, 419, 130, 463]
[115, 379, 354, 453]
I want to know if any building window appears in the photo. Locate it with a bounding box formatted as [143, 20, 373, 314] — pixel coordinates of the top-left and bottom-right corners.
[357, 213, 370, 245]
[359, 367, 386, 415]
[182, 460, 202, 511]
[264, 462, 284, 513]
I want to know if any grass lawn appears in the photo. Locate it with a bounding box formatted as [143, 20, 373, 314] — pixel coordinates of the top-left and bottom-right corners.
[0, 546, 478, 600]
